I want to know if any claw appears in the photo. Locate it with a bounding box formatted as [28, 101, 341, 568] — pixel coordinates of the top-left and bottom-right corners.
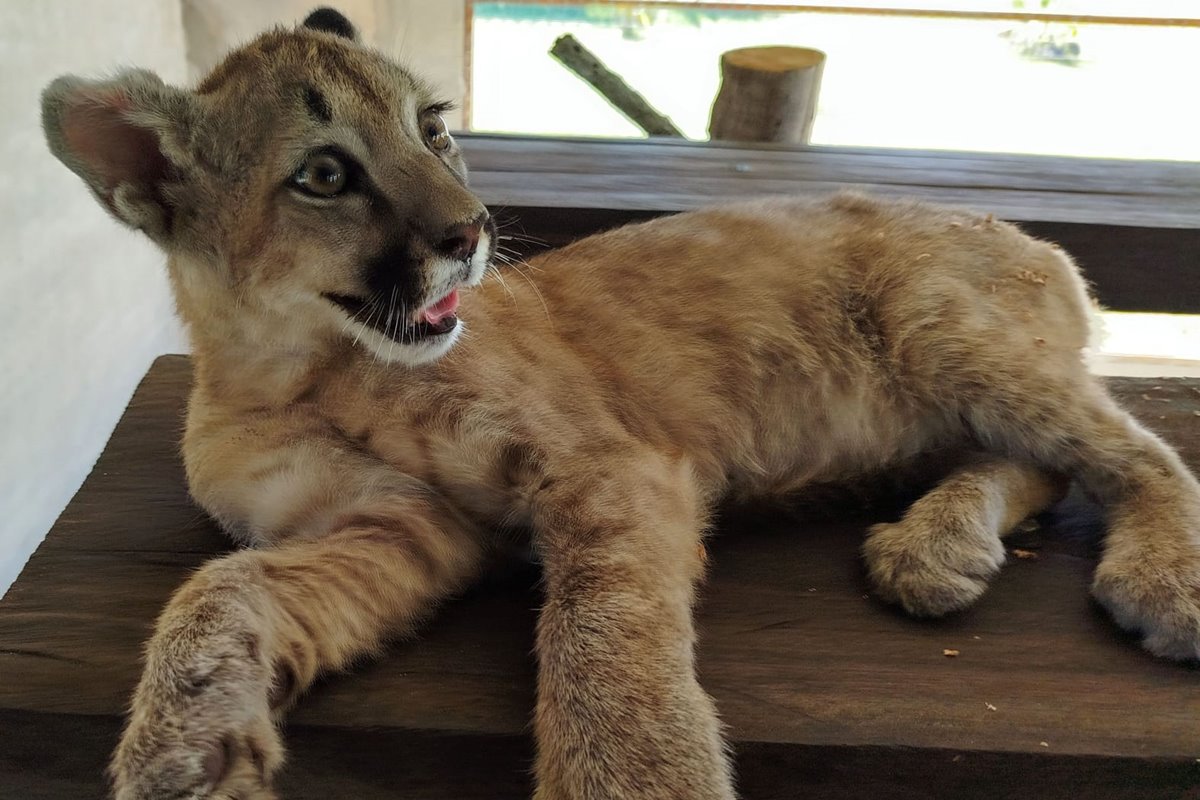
[203, 738, 232, 790]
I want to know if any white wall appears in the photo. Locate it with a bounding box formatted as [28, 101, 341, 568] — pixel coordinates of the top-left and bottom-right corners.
[183, 0, 467, 128]
[0, 2, 468, 595]
[0, 1, 189, 595]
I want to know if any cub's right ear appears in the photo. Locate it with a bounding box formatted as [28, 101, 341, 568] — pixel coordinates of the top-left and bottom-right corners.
[41, 70, 199, 246]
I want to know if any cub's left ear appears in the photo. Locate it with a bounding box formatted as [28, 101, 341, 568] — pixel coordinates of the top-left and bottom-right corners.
[303, 7, 359, 42]
[41, 69, 199, 245]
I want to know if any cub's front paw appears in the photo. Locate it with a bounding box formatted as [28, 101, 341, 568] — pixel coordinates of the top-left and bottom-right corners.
[111, 624, 284, 800]
[1093, 544, 1200, 661]
[864, 517, 1006, 617]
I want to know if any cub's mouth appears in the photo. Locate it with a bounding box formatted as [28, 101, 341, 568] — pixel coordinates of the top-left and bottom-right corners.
[324, 287, 461, 343]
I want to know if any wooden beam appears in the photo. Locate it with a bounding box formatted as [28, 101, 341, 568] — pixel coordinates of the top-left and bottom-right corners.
[458, 134, 1200, 313]
[470, 0, 1200, 28]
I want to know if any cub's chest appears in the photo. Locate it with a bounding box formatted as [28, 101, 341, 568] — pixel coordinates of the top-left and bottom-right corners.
[330, 399, 528, 526]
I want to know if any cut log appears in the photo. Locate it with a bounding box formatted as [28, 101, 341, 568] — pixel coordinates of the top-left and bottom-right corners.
[709, 46, 826, 144]
[550, 34, 684, 138]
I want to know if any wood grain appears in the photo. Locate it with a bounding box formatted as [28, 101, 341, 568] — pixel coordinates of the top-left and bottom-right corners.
[459, 135, 1200, 219]
[3, 360, 1199, 799]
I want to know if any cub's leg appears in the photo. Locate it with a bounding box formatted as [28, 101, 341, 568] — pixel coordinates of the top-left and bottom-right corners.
[970, 380, 1200, 660]
[864, 457, 1067, 616]
[111, 511, 485, 800]
[531, 448, 733, 800]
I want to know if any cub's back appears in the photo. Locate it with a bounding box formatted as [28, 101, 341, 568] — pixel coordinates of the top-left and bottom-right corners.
[457, 193, 1095, 492]
[503, 192, 1093, 391]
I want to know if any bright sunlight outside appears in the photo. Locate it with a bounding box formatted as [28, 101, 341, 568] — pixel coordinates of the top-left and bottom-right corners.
[470, 1, 1200, 160]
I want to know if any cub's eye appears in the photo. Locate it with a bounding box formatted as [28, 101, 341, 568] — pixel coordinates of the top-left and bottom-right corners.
[292, 152, 348, 197]
[421, 110, 452, 154]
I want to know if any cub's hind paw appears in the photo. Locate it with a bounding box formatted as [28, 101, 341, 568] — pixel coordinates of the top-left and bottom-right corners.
[1093, 553, 1200, 662]
[864, 519, 1006, 617]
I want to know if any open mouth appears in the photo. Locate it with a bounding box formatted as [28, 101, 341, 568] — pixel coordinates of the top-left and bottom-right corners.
[414, 288, 460, 336]
[324, 288, 461, 343]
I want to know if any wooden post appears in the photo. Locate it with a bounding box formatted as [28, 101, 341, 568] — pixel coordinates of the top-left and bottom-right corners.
[550, 34, 684, 138]
[708, 46, 826, 144]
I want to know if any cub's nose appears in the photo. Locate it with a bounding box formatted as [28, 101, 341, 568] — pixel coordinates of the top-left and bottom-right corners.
[437, 215, 487, 261]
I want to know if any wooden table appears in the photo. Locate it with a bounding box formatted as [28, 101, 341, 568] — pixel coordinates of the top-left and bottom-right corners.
[2, 356, 1198, 799]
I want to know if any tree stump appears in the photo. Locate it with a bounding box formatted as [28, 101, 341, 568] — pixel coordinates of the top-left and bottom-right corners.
[708, 46, 825, 144]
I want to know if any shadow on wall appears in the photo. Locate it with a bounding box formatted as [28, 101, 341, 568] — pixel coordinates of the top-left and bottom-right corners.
[181, 0, 467, 129]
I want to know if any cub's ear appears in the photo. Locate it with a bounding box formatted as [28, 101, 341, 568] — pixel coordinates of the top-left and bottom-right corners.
[41, 70, 198, 245]
[303, 7, 358, 42]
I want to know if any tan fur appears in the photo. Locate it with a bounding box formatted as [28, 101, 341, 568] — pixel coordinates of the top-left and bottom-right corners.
[42, 13, 1200, 800]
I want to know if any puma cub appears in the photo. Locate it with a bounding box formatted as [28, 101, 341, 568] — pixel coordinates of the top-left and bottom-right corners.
[42, 8, 1200, 800]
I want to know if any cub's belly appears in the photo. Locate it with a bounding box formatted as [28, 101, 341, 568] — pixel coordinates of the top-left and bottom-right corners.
[725, 381, 946, 499]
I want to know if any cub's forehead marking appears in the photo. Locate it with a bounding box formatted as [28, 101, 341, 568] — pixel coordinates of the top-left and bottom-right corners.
[303, 86, 333, 124]
[199, 32, 399, 109]
[307, 40, 391, 109]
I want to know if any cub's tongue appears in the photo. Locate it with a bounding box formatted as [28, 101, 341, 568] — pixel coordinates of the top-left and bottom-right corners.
[420, 289, 460, 325]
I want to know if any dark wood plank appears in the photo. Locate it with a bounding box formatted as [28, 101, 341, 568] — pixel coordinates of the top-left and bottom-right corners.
[3, 358, 1199, 799]
[490, 208, 1200, 315]
[459, 134, 1200, 313]
[0, 710, 534, 800]
[4, 709, 1194, 800]
[473, 170, 1197, 227]
[461, 135, 1200, 226]
[1021, 222, 1200, 314]
[463, 136, 1200, 202]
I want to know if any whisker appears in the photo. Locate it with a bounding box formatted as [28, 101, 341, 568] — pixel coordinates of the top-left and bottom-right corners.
[353, 292, 385, 351]
[494, 214, 547, 247]
[385, 286, 399, 362]
[497, 233, 549, 248]
[339, 305, 366, 335]
[494, 245, 545, 274]
[370, 297, 389, 366]
[348, 296, 373, 347]
[487, 264, 517, 304]
[509, 262, 552, 325]
[338, 290, 377, 335]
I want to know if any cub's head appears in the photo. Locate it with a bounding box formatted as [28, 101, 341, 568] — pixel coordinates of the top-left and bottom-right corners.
[42, 7, 494, 366]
